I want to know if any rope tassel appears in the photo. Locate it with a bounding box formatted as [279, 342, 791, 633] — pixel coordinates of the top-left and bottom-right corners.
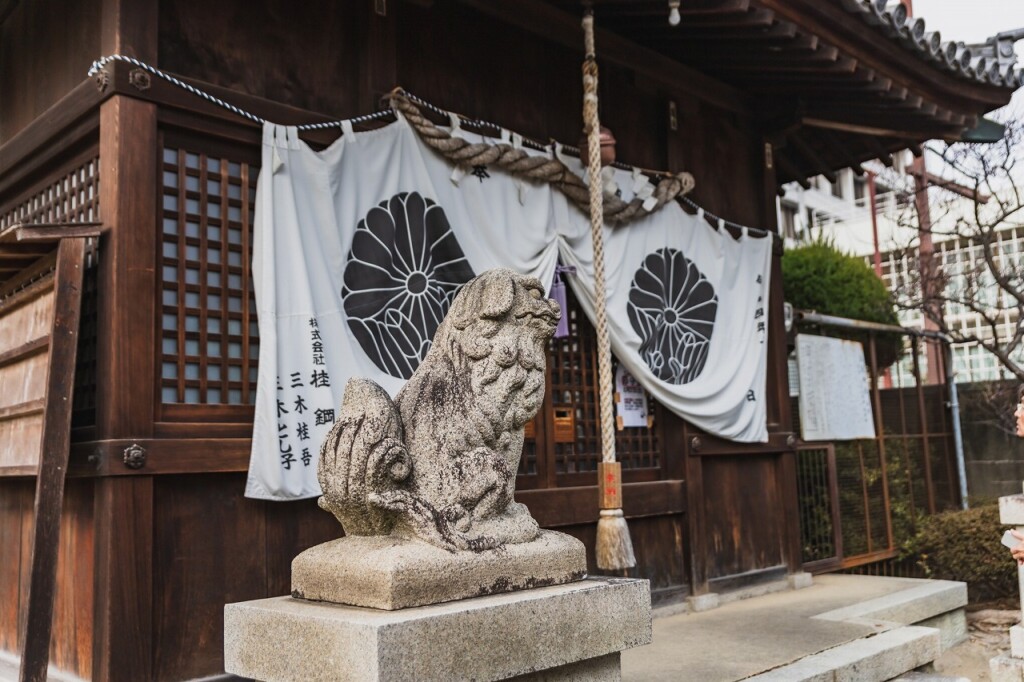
[582, 10, 636, 571]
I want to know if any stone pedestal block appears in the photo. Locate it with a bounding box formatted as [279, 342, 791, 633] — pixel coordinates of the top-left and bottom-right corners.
[225, 577, 651, 682]
[291, 530, 586, 610]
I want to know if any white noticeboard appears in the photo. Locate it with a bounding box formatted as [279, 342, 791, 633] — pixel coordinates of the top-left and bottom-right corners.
[615, 364, 650, 429]
[796, 334, 876, 441]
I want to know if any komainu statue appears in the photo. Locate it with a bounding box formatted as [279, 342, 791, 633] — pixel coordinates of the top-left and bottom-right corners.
[318, 268, 559, 552]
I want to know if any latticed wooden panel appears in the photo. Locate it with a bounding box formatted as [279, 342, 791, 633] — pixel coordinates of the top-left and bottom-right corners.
[0, 156, 100, 229]
[547, 284, 661, 474]
[0, 155, 101, 426]
[159, 146, 259, 405]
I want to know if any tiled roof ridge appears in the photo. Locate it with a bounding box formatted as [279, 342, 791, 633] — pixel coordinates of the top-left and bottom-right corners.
[837, 0, 1024, 89]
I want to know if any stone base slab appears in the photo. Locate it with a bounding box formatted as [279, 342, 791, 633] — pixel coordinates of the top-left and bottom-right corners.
[292, 529, 586, 610]
[225, 577, 651, 682]
[991, 654, 1024, 682]
[686, 593, 720, 612]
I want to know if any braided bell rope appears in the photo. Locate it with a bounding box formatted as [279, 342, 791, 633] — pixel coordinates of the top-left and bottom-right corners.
[581, 14, 617, 468]
[386, 92, 694, 226]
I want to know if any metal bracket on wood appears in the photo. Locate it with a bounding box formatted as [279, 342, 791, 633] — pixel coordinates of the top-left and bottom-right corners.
[123, 443, 146, 469]
[690, 436, 702, 453]
[128, 68, 151, 91]
[95, 66, 111, 92]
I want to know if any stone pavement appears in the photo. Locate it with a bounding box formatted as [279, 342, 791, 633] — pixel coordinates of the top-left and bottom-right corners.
[622, 573, 965, 682]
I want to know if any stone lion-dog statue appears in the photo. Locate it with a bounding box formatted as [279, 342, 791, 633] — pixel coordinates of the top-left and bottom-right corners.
[317, 268, 561, 552]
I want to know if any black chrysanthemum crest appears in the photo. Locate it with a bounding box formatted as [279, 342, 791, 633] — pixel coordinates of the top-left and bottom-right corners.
[342, 192, 476, 379]
[627, 248, 717, 385]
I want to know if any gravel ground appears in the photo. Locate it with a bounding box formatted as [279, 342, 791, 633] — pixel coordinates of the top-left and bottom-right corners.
[931, 608, 1020, 681]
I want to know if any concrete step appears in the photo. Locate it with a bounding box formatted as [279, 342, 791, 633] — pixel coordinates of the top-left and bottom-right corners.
[813, 579, 967, 627]
[744, 626, 941, 682]
[813, 579, 968, 652]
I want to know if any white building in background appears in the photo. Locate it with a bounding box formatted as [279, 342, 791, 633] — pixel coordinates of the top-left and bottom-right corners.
[778, 151, 1024, 385]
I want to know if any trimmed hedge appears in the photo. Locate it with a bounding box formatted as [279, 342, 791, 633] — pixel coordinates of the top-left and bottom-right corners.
[911, 504, 1018, 602]
[782, 240, 902, 367]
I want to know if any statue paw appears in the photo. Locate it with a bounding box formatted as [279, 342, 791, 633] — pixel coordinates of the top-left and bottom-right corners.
[369, 491, 499, 553]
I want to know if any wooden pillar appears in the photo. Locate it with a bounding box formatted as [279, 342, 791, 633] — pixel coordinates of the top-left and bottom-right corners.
[93, 0, 158, 675]
[684, 437, 709, 595]
[91, 92, 158, 682]
[763, 137, 802, 573]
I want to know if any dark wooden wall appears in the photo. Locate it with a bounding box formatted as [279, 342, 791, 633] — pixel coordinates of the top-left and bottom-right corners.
[0, 0, 101, 141]
[0, 479, 94, 680]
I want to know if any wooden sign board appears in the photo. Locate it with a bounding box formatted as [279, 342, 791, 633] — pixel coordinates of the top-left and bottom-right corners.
[0, 283, 55, 470]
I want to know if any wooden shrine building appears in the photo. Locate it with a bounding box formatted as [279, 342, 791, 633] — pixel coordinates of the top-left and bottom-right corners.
[0, 0, 1019, 679]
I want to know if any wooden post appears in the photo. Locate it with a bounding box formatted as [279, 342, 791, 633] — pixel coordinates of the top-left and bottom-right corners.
[867, 333, 895, 551]
[762, 136, 802, 574]
[684, 443, 709, 595]
[91, 92, 158, 682]
[18, 237, 87, 682]
[92, 1, 159, 676]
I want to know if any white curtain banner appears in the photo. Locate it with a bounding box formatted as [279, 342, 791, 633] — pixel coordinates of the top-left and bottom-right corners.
[555, 163, 773, 443]
[246, 119, 560, 500]
[247, 117, 773, 500]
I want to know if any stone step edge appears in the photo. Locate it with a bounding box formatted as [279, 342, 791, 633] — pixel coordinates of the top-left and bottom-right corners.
[742, 626, 941, 682]
[813, 580, 967, 625]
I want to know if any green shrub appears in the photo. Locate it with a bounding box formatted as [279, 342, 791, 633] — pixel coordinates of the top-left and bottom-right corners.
[911, 504, 1017, 602]
[782, 239, 902, 367]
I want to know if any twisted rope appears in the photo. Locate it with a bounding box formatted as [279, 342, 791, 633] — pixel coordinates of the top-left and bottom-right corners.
[87, 55, 394, 130]
[386, 92, 693, 225]
[581, 14, 617, 468]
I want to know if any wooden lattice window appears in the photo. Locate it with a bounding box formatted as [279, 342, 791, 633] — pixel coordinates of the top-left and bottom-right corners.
[520, 283, 663, 486]
[159, 143, 259, 406]
[0, 155, 100, 229]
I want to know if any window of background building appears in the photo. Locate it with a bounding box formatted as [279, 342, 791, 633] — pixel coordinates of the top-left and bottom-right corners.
[853, 178, 866, 204]
[780, 203, 798, 239]
[831, 177, 843, 199]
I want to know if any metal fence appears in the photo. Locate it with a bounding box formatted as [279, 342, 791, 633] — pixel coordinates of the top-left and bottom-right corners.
[791, 314, 963, 572]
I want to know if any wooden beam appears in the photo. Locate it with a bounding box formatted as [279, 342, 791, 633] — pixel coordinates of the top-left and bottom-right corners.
[612, 7, 776, 29]
[0, 398, 46, 422]
[788, 135, 837, 183]
[774, 150, 812, 188]
[814, 130, 867, 175]
[0, 223, 102, 243]
[756, 0, 1011, 110]
[0, 336, 48, 370]
[802, 115, 954, 140]
[583, 0, 750, 15]
[709, 55, 857, 75]
[660, 19, 799, 42]
[0, 79, 103, 195]
[457, 0, 754, 115]
[18, 237, 86, 682]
